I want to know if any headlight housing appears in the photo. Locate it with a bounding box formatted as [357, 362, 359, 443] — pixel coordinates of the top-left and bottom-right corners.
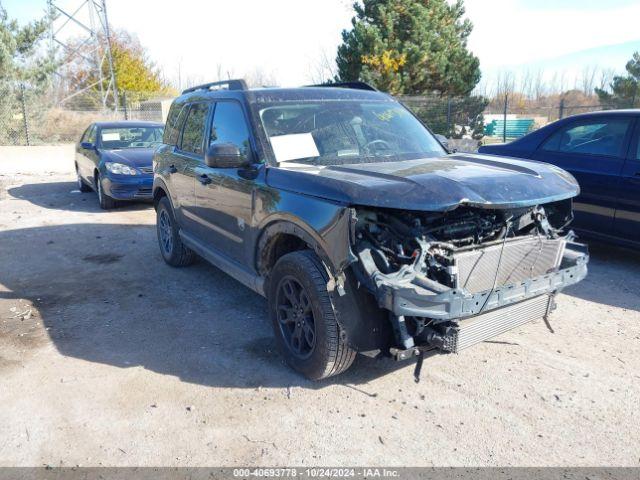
[105, 162, 138, 175]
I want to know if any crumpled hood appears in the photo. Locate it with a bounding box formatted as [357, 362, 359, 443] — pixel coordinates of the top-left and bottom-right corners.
[266, 153, 580, 211]
[100, 148, 154, 168]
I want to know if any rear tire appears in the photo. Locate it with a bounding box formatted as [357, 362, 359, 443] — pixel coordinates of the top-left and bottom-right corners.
[96, 173, 117, 210]
[268, 250, 356, 381]
[156, 196, 195, 267]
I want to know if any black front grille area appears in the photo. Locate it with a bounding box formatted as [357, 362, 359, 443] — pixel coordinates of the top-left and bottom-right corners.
[138, 166, 153, 174]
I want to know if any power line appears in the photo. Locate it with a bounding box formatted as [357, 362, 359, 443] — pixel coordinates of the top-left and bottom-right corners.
[47, 0, 118, 110]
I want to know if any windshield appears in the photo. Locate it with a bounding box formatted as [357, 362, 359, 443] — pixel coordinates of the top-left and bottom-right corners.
[99, 126, 164, 150]
[259, 101, 445, 166]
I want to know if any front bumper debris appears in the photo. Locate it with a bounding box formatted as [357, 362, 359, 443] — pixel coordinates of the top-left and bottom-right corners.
[367, 240, 588, 322]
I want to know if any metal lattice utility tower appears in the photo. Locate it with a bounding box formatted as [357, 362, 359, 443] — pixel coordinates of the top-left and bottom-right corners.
[48, 0, 119, 110]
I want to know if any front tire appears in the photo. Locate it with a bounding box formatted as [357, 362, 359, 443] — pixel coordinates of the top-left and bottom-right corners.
[156, 196, 195, 267]
[268, 250, 356, 381]
[96, 173, 117, 210]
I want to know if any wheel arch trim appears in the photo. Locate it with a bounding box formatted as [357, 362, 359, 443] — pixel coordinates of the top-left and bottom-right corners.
[255, 215, 348, 280]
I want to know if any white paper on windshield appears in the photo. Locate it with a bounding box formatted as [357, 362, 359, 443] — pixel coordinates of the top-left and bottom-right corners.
[270, 133, 319, 162]
[102, 132, 121, 141]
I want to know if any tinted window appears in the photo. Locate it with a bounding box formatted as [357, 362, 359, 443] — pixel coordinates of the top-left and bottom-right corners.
[179, 103, 209, 155]
[81, 126, 91, 142]
[164, 103, 187, 145]
[84, 125, 96, 144]
[258, 100, 444, 165]
[542, 118, 631, 157]
[163, 104, 179, 144]
[210, 101, 252, 158]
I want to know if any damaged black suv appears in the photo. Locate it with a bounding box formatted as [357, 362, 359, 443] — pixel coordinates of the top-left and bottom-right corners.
[152, 80, 589, 381]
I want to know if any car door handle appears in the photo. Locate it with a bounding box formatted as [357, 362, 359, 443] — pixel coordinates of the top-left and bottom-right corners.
[168, 164, 177, 174]
[198, 174, 212, 185]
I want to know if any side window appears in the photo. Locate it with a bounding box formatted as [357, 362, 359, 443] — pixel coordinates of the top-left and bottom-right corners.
[210, 101, 252, 158]
[541, 118, 632, 157]
[87, 126, 97, 144]
[164, 103, 187, 145]
[81, 126, 92, 143]
[179, 103, 209, 155]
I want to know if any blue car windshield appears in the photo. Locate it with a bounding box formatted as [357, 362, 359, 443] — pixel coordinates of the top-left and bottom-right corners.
[259, 101, 445, 166]
[99, 127, 164, 150]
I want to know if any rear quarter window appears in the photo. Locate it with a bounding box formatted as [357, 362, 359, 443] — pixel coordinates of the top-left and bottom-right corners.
[163, 103, 187, 145]
[179, 103, 210, 155]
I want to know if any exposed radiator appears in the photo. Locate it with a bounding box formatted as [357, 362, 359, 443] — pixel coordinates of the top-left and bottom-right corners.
[454, 236, 565, 294]
[441, 294, 552, 353]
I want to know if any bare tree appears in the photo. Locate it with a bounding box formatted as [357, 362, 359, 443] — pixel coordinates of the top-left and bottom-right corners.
[519, 69, 533, 99]
[493, 71, 516, 99]
[175, 56, 183, 91]
[307, 48, 338, 85]
[557, 70, 567, 94]
[548, 71, 568, 96]
[472, 77, 489, 97]
[244, 67, 278, 88]
[181, 73, 207, 90]
[579, 65, 598, 97]
[214, 64, 225, 81]
[531, 69, 545, 100]
[597, 68, 615, 93]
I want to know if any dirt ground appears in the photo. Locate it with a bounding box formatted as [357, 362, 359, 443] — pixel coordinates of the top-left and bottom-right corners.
[0, 149, 639, 467]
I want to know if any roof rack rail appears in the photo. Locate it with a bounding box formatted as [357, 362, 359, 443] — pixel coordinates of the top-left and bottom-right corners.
[306, 81, 378, 92]
[182, 79, 248, 94]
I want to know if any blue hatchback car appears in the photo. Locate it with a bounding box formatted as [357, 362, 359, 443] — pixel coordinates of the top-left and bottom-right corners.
[75, 121, 164, 209]
[479, 110, 640, 248]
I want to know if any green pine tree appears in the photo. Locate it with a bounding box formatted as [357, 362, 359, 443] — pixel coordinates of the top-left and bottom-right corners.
[0, 5, 55, 144]
[0, 4, 54, 86]
[595, 52, 640, 108]
[336, 0, 481, 95]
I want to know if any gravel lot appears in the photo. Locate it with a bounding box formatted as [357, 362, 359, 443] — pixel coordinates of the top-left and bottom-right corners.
[1, 147, 639, 467]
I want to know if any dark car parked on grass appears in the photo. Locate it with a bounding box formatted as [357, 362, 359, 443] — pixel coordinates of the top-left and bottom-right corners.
[479, 110, 640, 248]
[75, 121, 164, 209]
[152, 80, 588, 381]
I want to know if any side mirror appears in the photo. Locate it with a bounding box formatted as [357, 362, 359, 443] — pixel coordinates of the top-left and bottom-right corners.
[205, 143, 250, 168]
[80, 141, 95, 150]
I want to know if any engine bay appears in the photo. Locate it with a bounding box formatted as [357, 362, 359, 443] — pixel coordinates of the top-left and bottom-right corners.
[350, 200, 588, 360]
[353, 200, 574, 290]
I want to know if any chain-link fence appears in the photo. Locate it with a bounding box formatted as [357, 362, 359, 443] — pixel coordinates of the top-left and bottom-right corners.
[399, 95, 488, 137]
[0, 83, 168, 146]
[0, 83, 633, 147]
[481, 95, 633, 145]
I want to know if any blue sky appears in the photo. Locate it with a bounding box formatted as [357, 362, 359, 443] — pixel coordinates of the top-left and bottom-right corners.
[2, 0, 639, 88]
